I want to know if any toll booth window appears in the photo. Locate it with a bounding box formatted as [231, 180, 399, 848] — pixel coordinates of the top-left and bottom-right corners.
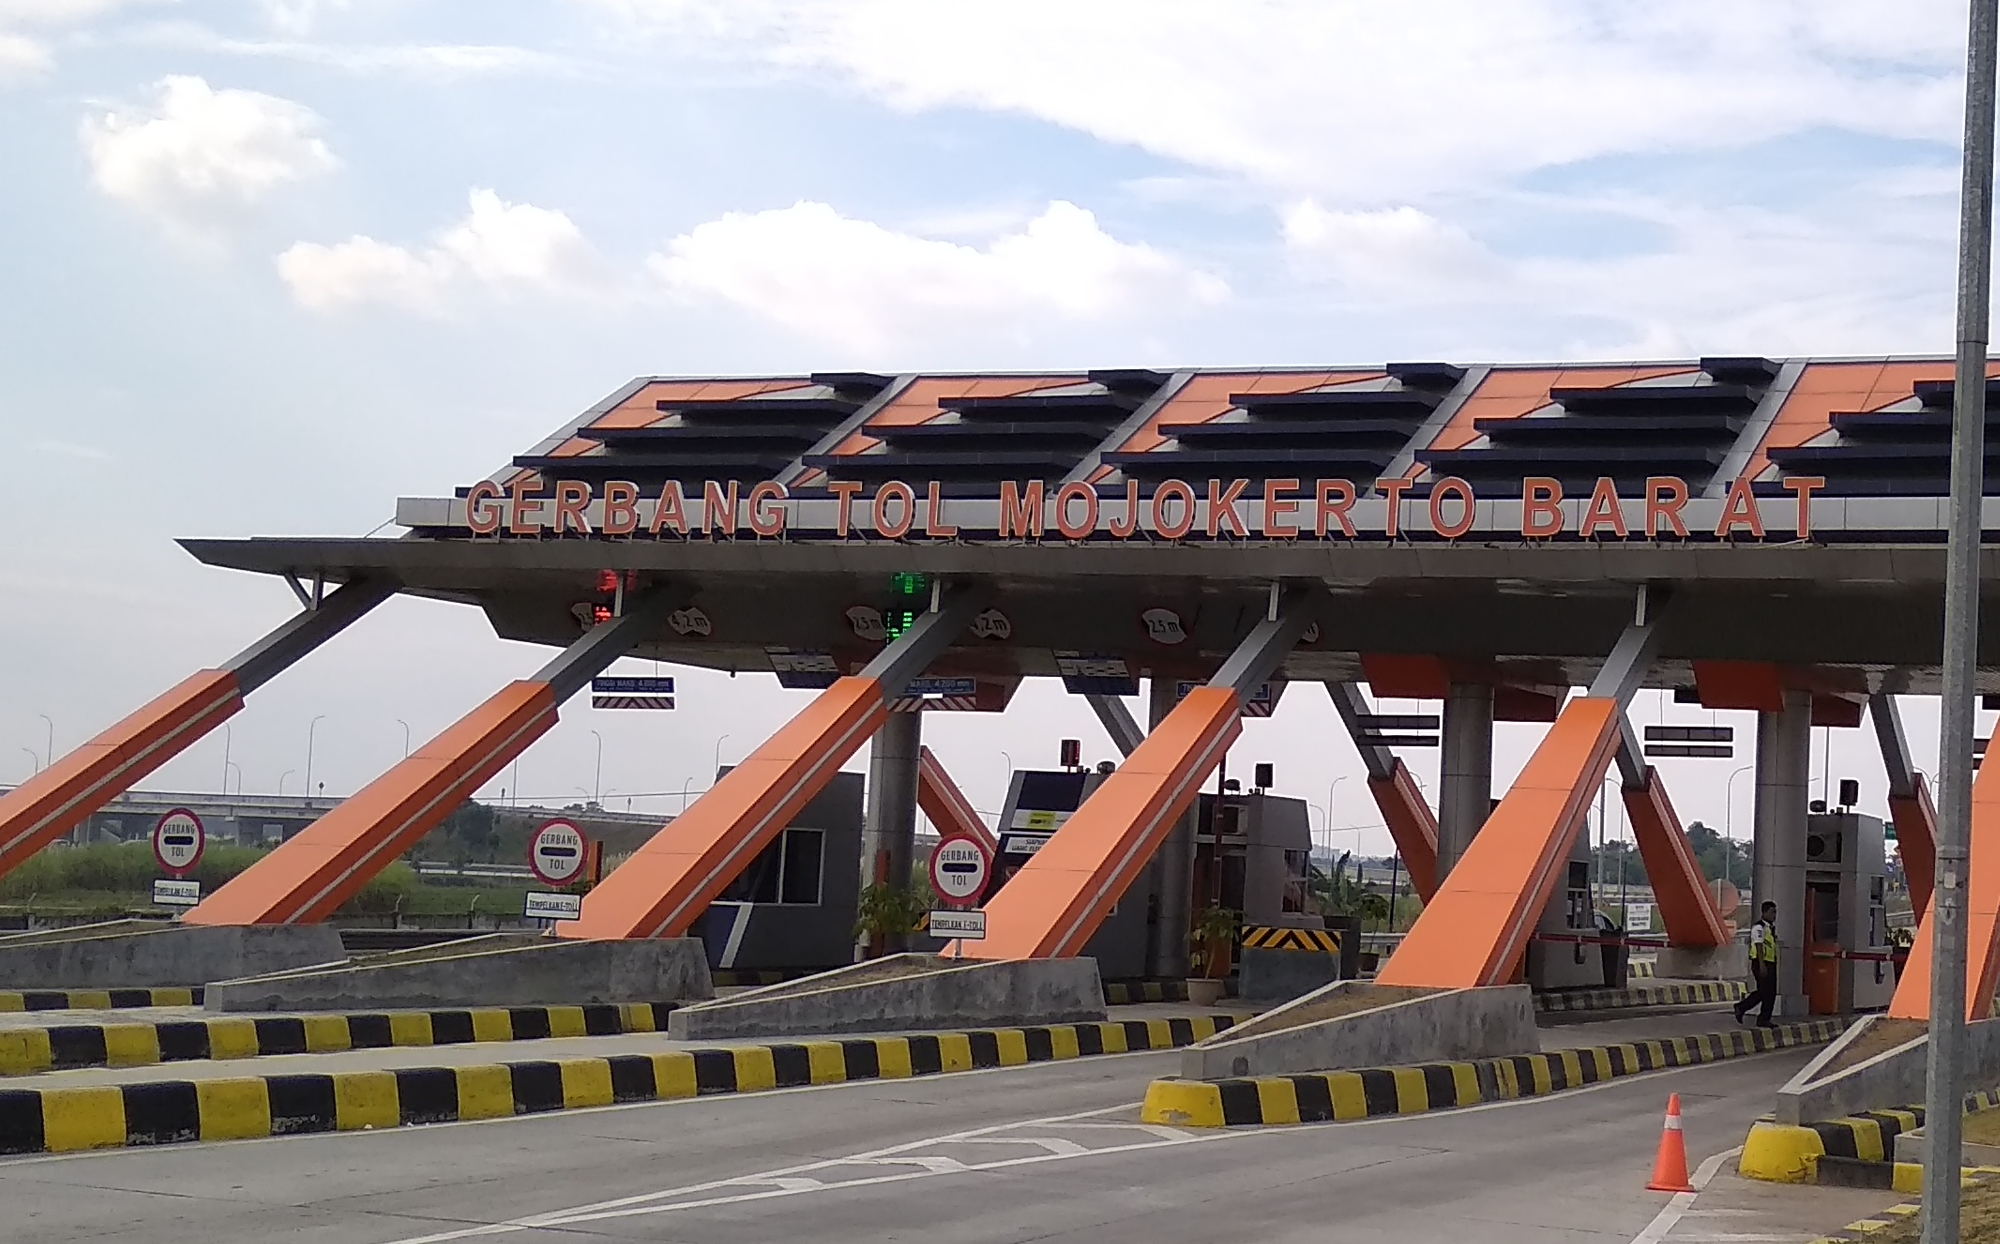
[720, 829, 825, 905]
[1281, 849, 1310, 914]
[1016, 771, 1087, 812]
[1809, 882, 1841, 941]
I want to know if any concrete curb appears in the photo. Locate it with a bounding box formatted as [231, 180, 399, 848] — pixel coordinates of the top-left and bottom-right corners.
[1103, 981, 1190, 1005]
[0, 989, 201, 1013]
[1140, 1017, 1844, 1128]
[1796, 1168, 2000, 1242]
[1739, 1088, 2000, 1187]
[1533, 980, 1747, 1014]
[0, 1015, 1239, 1155]
[0, 1003, 683, 1076]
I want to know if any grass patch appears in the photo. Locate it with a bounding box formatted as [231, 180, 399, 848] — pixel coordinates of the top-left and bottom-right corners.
[1858, 1179, 2000, 1242]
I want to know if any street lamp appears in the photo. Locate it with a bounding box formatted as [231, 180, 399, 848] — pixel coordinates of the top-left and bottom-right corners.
[279, 769, 296, 796]
[304, 715, 326, 797]
[679, 776, 696, 814]
[20, 747, 38, 777]
[396, 719, 411, 759]
[37, 714, 52, 770]
[225, 761, 241, 796]
[221, 724, 232, 796]
[591, 730, 604, 804]
[1725, 763, 1755, 887]
[712, 734, 731, 782]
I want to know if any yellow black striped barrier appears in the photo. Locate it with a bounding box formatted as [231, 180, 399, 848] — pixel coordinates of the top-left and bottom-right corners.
[0, 1014, 1238, 1155]
[0, 988, 200, 1013]
[1740, 1087, 2000, 1189]
[0, 1003, 680, 1077]
[1629, 960, 1657, 979]
[1533, 980, 1747, 1013]
[1240, 927, 1340, 953]
[1102, 980, 1190, 1005]
[1141, 1017, 1845, 1128]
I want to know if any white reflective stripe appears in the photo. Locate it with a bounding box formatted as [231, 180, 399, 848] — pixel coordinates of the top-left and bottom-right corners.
[1663, 1115, 1682, 1131]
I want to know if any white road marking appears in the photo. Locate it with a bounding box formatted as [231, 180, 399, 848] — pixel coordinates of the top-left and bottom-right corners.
[1627, 1147, 1743, 1244]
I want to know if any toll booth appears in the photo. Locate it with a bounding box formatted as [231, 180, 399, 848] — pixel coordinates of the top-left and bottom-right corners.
[693, 771, 863, 973]
[1527, 827, 1605, 991]
[986, 771, 1320, 980]
[1802, 811, 1895, 1014]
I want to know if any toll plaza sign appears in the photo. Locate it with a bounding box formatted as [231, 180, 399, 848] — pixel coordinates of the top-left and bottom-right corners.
[451, 474, 1828, 544]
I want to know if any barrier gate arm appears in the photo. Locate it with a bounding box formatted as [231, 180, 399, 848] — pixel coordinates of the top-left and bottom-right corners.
[1378, 607, 1664, 989]
[1086, 694, 1146, 759]
[1871, 694, 1938, 923]
[1614, 738, 1729, 948]
[1888, 746, 2000, 1020]
[0, 577, 394, 880]
[916, 746, 996, 855]
[1326, 680, 1439, 901]
[185, 586, 685, 926]
[960, 586, 1322, 961]
[562, 584, 994, 941]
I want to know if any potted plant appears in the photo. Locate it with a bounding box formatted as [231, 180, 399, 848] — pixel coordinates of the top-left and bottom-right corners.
[854, 882, 930, 958]
[1186, 905, 1239, 1005]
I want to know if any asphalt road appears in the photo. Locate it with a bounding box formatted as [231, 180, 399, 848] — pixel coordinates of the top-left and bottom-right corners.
[0, 1044, 1896, 1244]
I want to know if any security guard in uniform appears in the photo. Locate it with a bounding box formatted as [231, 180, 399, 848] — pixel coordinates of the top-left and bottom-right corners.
[1734, 900, 1779, 1028]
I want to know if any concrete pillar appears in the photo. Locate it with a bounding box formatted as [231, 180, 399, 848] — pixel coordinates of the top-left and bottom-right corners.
[1147, 675, 1195, 979]
[1752, 689, 1812, 1017]
[1437, 683, 1495, 882]
[863, 710, 923, 950]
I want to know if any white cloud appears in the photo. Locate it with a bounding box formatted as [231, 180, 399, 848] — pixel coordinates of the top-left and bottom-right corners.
[648, 199, 1226, 351]
[1284, 204, 1503, 299]
[80, 75, 336, 240]
[278, 189, 604, 314]
[0, 29, 48, 76]
[587, 0, 1966, 203]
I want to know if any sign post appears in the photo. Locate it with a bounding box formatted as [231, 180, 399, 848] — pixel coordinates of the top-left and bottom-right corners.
[527, 819, 589, 888]
[928, 834, 991, 958]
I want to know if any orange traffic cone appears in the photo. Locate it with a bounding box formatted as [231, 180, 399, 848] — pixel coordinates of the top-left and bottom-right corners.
[1647, 1093, 1694, 1192]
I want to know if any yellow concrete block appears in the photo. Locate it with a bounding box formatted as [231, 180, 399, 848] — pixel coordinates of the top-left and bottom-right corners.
[804, 1041, 846, 1085]
[0, 1029, 52, 1076]
[732, 1046, 777, 1092]
[66, 991, 112, 1010]
[650, 1052, 698, 1099]
[204, 1019, 259, 1061]
[1449, 1062, 1481, 1106]
[100, 1025, 161, 1068]
[1096, 1023, 1130, 1055]
[195, 1079, 272, 1141]
[1557, 1051, 1585, 1087]
[1049, 1026, 1081, 1061]
[302, 1015, 351, 1054]
[1140, 1079, 1224, 1128]
[455, 1064, 515, 1120]
[332, 1071, 400, 1131]
[1893, 1162, 1924, 1195]
[547, 1007, 588, 1039]
[1391, 1067, 1429, 1114]
[1326, 1072, 1369, 1120]
[1255, 1079, 1300, 1125]
[994, 1030, 1029, 1067]
[1739, 1121, 1825, 1183]
[619, 1003, 656, 1033]
[937, 1034, 973, 1072]
[559, 1059, 614, 1109]
[469, 1010, 513, 1043]
[874, 1039, 914, 1080]
[0, 993, 23, 1013]
[1142, 1019, 1172, 1050]
[1493, 1060, 1521, 1100]
[40, 1087, 125, 1153]
[388, 1013, 432, 1046]
[154, 988, 195, 1007]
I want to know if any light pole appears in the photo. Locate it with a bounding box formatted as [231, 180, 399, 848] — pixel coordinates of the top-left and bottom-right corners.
[396, 719, 411, 759]
[225, 761, 241, 796]
[1327, 774, 1352, 881]
[20, 747, 38, 777]
[279, 769, 296, 796]
[221, 724, 232, 796]
[591, 730, 604, 805]
[679, 776, 696, 814]
[1725, 763, 1755, 888]
[304, 716, 326, 798]
[37, 714, 52, 770]
[712, 734, 731, 782]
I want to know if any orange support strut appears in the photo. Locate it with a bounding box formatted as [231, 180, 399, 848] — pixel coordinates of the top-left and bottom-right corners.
[1376, 697, 1621, 989]
[1368, 758, 1439, 903]
[1890, 779, 1938, 923]
[917, 745, 996, 855]
[186, 681, 558, 925]
[1622, 768, 1728, 948]
[960, 686, 1242, 961]
[564, 676, 890, 940]
[1889, 756, 2000, 1020]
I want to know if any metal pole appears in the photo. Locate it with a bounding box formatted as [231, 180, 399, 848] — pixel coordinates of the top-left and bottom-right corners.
[1925, 0, 1997, 1235]
[304, 715, 325, 798]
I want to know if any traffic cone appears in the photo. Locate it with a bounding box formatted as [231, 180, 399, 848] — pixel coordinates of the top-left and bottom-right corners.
[1647, 1093, 1694, 1192]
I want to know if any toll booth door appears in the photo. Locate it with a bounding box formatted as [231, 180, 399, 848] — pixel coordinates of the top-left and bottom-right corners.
[1805, 878, 1841, 1016]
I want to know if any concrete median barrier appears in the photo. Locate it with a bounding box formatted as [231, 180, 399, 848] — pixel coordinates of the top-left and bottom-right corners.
[1176, 981, 1537, 1082]
[0, 923, 345, 990]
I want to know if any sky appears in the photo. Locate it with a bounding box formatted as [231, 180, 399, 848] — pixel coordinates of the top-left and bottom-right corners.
[0, 0, 1987, 859]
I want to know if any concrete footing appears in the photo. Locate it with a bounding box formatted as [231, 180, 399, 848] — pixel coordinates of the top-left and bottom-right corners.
[1178, 980, 1539, 1081]
[1654, 943, 1749, 981]
[666, 953, 1105, 1040]
[1774, 1013, 2000, 1124]
[205, 935, 714, 1012]
[0, 921, 346, 989]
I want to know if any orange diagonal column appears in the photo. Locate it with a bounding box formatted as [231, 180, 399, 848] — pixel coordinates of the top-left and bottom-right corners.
[1376, 697, 1622, 988]
[917, 745, 996, 854]
[1623, 768, 1728, 948]
[1369, 758, 1439, 903]
[184, 682, 558, 925]
[1888, 754, 2000, 1020]
[0, 578, 392, 880]
[1890, 779, 1939, 923]
[962, 686, 1243, 961]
